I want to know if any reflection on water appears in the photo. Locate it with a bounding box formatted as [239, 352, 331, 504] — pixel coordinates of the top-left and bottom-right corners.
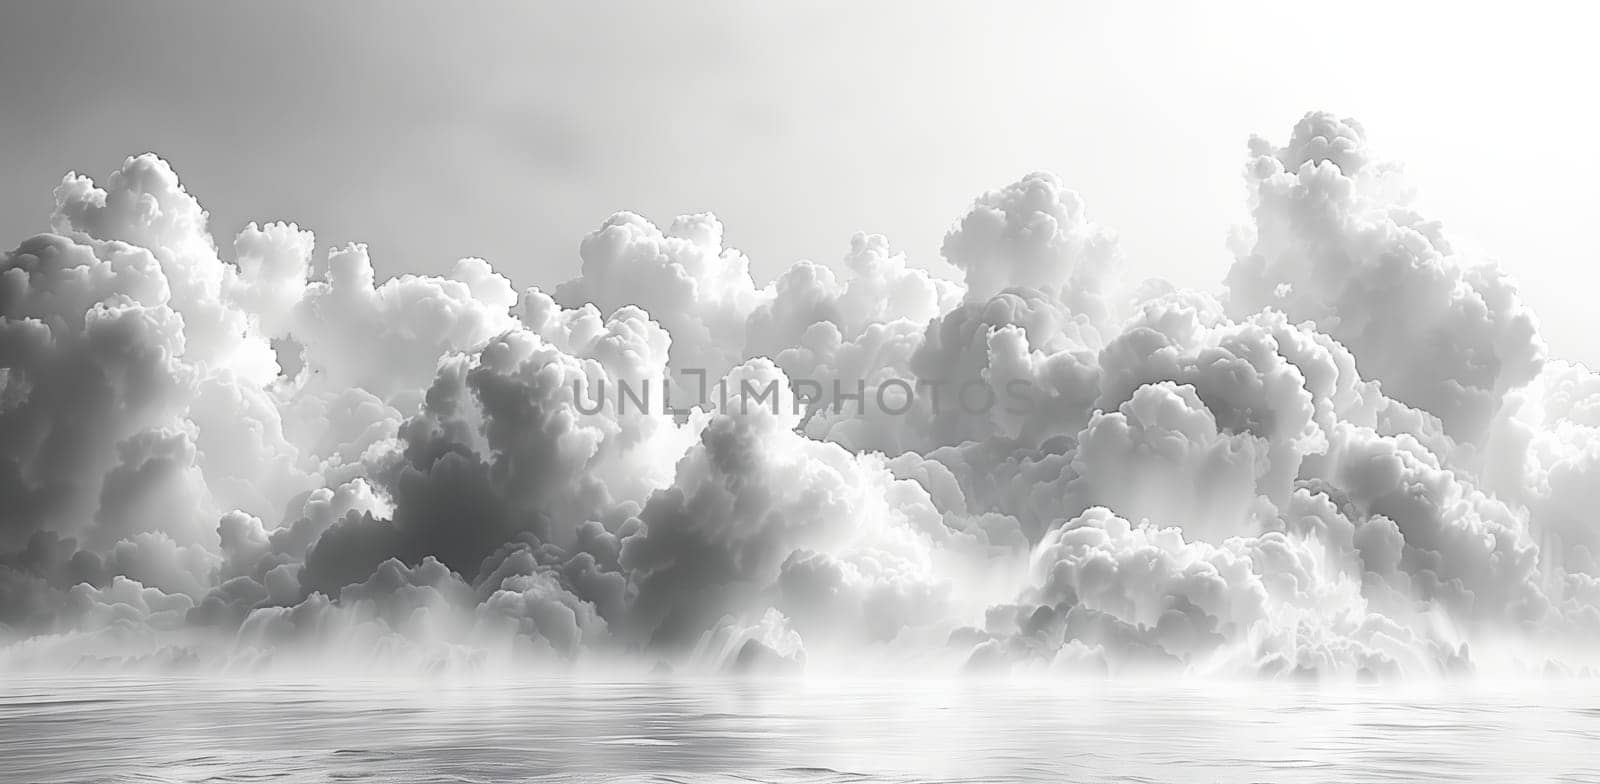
[1, 676, 1596, 783]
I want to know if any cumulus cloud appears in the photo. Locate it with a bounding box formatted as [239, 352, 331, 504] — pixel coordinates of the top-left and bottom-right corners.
[1226, 112, 1545, 444]
[2, 114, 1597, 679]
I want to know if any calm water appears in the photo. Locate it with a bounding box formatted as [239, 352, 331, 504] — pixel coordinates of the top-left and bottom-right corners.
[1, 676, 1597, 783]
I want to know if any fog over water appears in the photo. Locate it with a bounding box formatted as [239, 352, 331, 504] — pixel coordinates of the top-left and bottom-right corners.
[3, 112, 1600, 680]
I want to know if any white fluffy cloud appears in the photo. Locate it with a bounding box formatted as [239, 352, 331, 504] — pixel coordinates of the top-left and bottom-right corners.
[2, 114, 1597, 679]
[1226, 112, 1545, 444]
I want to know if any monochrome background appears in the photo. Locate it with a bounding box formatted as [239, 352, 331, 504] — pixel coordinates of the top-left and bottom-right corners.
[3, 0, 1600, 682]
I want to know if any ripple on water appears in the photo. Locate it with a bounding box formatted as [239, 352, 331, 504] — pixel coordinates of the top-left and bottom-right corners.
[2, 677, 1598, 784]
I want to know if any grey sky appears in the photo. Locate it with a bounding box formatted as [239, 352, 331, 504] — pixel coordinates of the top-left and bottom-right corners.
[3, 0, 1596, 364]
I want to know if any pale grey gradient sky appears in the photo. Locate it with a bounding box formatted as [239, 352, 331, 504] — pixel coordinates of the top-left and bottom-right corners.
[3, 1, 1597, 364]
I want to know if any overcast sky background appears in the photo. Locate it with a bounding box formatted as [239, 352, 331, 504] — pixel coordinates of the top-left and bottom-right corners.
[3, 1, 1597, 365]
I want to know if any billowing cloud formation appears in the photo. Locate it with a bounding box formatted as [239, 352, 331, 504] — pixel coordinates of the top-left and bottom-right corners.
[2, 115, 1598, 679]
[1226, 112, 1545, 443]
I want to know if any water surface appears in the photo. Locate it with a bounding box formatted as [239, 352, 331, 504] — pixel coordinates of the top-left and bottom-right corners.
[1, 676, 1595, 783]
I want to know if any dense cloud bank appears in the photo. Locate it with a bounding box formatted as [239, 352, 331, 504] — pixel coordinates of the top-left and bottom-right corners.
[2, 113, 1596, 679]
